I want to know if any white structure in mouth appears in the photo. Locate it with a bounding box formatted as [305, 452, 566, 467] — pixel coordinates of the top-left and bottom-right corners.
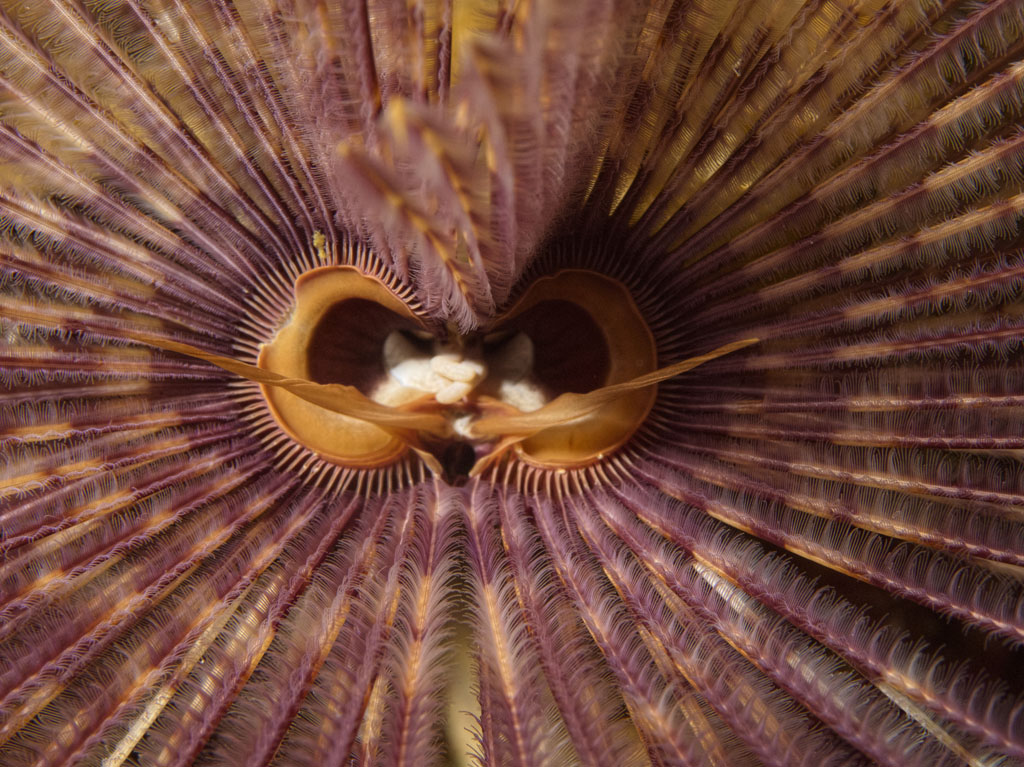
[374, 330, 547, 413]
[379, 331, 488, 404]
[485, 333, 546, 413]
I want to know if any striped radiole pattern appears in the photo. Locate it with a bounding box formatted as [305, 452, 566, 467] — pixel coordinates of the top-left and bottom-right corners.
[1, 1, 1024, 766]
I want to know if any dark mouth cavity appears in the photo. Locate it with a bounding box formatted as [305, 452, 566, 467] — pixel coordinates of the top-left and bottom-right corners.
[254, 266, 662, 475]
[306, 297, 613, 403]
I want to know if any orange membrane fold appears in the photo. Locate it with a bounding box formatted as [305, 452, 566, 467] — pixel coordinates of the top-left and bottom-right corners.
[137, 333, 757, 472]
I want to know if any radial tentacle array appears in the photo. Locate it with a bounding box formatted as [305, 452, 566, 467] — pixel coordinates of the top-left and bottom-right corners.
[2, 1, 1024, 766]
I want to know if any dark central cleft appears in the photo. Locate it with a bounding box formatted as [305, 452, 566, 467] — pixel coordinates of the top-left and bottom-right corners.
[368, 323, 581, 482]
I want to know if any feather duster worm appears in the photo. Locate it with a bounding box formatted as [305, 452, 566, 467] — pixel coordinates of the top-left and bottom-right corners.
[2, 0, 1024, 765]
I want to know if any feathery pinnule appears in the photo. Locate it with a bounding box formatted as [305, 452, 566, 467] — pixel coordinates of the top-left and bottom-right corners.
[2, 1, 1024, 766]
